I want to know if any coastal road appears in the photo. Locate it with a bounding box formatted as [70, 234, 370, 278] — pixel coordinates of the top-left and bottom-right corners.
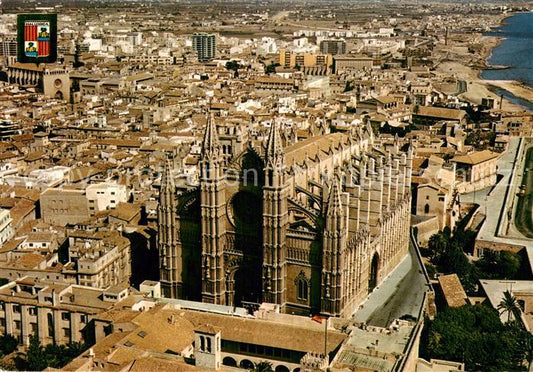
[515, 145, 533, 238]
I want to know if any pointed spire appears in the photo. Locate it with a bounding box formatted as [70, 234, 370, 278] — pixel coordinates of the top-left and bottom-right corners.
[265, 119, 285, 168]
[161, 157, 175, 189]
[327, 177, 343, 218]
[201, 111, 220, 159]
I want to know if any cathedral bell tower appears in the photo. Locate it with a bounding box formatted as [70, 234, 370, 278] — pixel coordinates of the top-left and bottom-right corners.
[158, 158, 181, 298]
[262, 121, 289, 308]
[321, 177, 347, 316]
[200, 112, 227, 304]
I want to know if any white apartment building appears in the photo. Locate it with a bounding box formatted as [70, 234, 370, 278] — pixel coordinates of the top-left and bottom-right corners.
[0, 209, 14, 247]
[86, 182, 128, 216]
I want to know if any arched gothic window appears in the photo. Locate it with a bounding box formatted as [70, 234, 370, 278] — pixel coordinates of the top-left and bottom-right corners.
[298, 279, 308, 300]
[294, 271, 309, 301]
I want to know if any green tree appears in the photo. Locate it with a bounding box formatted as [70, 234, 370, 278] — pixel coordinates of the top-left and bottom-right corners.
[225, 60, 241, 77]
[253, 361, 273, 372]
[225, 60, 240, 71]
[497, 291, 522, 323]
[44, 344, 68, 369]
[421, 304, 525, 371]
[522, 333, 533, 371]
[265, 63, 280, 74]
[26, 334, 47, 371]
[476, 250, 521, 279]
[428, 232, 448, 261]
[0, 334, 18, 356]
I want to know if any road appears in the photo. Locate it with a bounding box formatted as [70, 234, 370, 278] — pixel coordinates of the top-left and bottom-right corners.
[515, 146, 533, 238]
[355, 241, 428, 328]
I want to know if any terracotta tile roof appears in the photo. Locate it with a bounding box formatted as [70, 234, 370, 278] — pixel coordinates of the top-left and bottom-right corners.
[285, 132, 350, 166]
[451, 150, 499, 165]
[415, 106, 466, 121]
[438, 274, 467, 308]
[181, 309, 346, 354]
[14, 253, 46, 269]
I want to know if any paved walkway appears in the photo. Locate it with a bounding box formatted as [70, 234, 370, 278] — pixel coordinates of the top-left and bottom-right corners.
[462, 137, 533, 268]
[462, 138, 522, 241]
[353, 242, 428, 327]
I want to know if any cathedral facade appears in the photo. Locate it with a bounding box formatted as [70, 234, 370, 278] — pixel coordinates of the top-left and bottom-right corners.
[158, 114, 412, 317]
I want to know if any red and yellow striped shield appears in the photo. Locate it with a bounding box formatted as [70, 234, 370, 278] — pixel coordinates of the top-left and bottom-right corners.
[24, 21, 50, 58]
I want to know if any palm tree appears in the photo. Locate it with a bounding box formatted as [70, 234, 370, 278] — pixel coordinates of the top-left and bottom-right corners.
[253, 361, 273, 372]
[497, 291, 521, 323]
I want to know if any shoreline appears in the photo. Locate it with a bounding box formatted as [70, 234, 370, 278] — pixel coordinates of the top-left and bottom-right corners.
[477, 12, 533, 111]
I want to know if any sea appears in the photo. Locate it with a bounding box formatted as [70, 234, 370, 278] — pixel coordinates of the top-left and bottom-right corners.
[482, 12, 533, 110]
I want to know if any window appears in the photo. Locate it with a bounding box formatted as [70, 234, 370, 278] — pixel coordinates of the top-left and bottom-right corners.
[63, 328, 70, 338]
[424, 204, 430, 214]
[30, 323, 38, 333]
[297, 279, 308, 301]
[14, 320, 21, 330]
[138, 331, 147, 338]
[29, 307, 37, 316]
[62, 312, 70, 321]
[206, 337, 212, 353]
[13, 305, 21, 313]
[200, 336, 205, 351]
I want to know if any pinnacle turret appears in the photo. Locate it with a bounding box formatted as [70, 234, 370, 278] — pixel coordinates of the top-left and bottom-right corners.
[161, 158, 175, 190]
[201, 111, 220, 159]
[326, 178, 344, 219]
[265, 120, 285, 169]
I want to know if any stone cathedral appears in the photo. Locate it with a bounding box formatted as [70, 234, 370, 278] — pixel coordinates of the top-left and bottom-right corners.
[157, 113, 412, 317]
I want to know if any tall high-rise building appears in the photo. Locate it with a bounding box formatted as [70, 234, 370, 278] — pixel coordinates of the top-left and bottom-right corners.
[320, 39, 346, 55]
[192, 33, 216, 62]
[0, 35, 17, 57]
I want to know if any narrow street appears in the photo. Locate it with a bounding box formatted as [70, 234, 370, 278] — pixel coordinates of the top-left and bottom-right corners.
[354, 242, 429, 328]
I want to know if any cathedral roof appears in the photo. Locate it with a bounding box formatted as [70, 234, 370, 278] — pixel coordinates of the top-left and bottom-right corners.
[285, 132, 351, 166]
